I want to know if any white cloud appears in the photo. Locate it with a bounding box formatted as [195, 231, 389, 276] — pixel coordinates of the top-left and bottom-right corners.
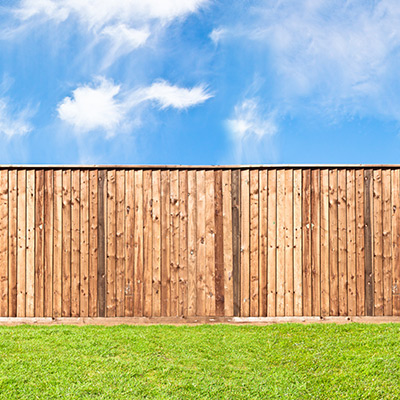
[133, 80, 213, 109]
[0, 98, 32, 137]
[57, 78, 126, 135]
[57, 77, 213, 135]
[209, 28, 227, 45]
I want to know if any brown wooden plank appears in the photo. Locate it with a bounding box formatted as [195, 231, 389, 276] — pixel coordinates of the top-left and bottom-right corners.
[70, 170, 80, 317]
[373, 169, 383, 316]
[249, 169, 259, 317]
[152, 170, 161, 317]
[106, 170, 116, 317]
[0, 171, 8, 317]
[311, 169, 320, 316]
[302, 169, 312, 316]
[44, 170, 54, 317]
[338, 169, 347, 316]
[267, 169, 277, 317]
[124, 170, 134, 317]
[179, 170, 189, 317]
[170, 170, 179, 316]
[364, 169, 374, 316]
[284, 169, 294, 316]
[232, 170, 241, 316]
[382, 169, 392, 316]
[53, 170, 62, 318]
[80, 170, 89, 317]
[392, 169, 400, 316]
[276, 170, 285, 317]
[161, 170, 170, 317]
[259, 169, 268, 317]
[8, 170, 17, 317]
[17, 170, 26, 317]
[355, 169, 365, 316]
[116, 170, 125, 317]
[187, 170, 197, 316]
[320, 169, 329, 317]
[134, 170, 144, 316]
[97, 169, 106, 317]
[196, 170, 206, 316]
[222, 170, 233, 316]
[293, 169, 303, 316]
[35, 170, 45, 317]
[88, 170, 98, 317]
[240, 169, 250, 317]
[346, 170, 356, 316]
[205, 170, 216, 316]
[143, 170, 153, 317]
[329, 169, 339, 316]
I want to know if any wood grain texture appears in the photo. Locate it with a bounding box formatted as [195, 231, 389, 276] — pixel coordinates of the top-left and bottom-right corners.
[355, 169, 365, 316]
[311, 169, 320, 316]
[373, 169, 383, 316]
[80, 170, 89, 317]
[8, 170, 17, 317]
[284, 169, 293, 316]
[232, 170, 240, 316]
[71, 170, 80, 317]
[152, 171, 161, 317]
[250, 169, 259, 317]
[392, 169, 400, 316]
[196, 170, 206, 317]
[143, 170, 153, 317]
[170, 170, 179, 317]
[36, 170, 45, 317]
[187, 170, 197, 316]
[106, 170, 116, 317]
[329, 169, 339, 316]
[0, 171, 8, 317]
[179, 170, 189, 317]
[53, 170, 62, 318]
[115, 170, 125, 317]
[293, 170, 303, 316]
[44, 170, 54, 317]
[97, 170, 106, 317]
[124, 170, 134, 317]
[346, 169, 356, 316]
[338, 169, 347, 316]
[382, 169, 392, 316]
[161, 170, 170, 316]
[17, 170, 26, 317]
[88, 170, 98, 317]
[320, 170, 329, 317]
[302, 169, 312, 316]
[259, 170, 268, 317]
[134, 170, 144, 316]
[364, 169, 374, 316]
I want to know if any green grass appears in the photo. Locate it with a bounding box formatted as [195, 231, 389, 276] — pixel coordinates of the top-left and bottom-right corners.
[0, 323, 399, 399]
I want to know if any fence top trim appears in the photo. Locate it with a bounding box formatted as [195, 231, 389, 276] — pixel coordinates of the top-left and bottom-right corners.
[0, 164, 397, 170]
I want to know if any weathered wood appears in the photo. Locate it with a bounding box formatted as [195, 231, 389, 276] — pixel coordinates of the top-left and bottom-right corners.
[382, 169, 392, 316]
[17, 170, 26, 317]
[293, 170, 303, 316]
[143, 170, 153, 317]
[152, 170, 161, 317]
[250, 169, 259, 317]
[36, 170, 45, 317]
[346, 169, 356, 316]
[8, 170, 17, 317]
[205, 170, 216, 316]
[364, 169, 374, 316]
[161, 170, 170, 316]
[187, 170, 197, 316]
[320, 169, 329, 316]
[53, 170, 62, 318]
[106, 170, 116, 317]
[134, 170, 144, 316]
[231, 170, 241, 316]
[115, 170, 125, 317]
[338, 169, 347, 316]
[311, 169, 321, 316]
[355, 169, 365, 316]
[392, 169, 400, 316]
[88, 170, 98, 317]
[329, 169, 338, 316]
[170, 170, 179, 316]
[0, 171, 8, 317]
[44, 170, 54, 317]
[302, 169, 312, 316]
[124, 170, 134, 317]
[97, 169, 106, 317]
[179, 170, 189, 317]
[80, 170, 89, 317]
[276, 170, 285, 317]
[71, 170, 80, 317]
[259, 169, 268, 317]
[267, 169, 277, 317]
[373, 169, 383, 316]
[196, 170, 206, 316]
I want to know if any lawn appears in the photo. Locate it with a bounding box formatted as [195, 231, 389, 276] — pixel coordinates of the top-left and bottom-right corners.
[0, 323, 399, 399]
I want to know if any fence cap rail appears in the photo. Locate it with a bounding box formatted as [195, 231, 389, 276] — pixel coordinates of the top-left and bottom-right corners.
[0, 164, 397, 170]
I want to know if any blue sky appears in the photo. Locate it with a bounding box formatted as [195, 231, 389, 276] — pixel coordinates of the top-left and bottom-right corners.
[1, 0, 400, 165]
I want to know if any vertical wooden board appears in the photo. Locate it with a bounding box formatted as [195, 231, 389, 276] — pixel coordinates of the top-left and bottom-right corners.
[320, 170, 329, 317]
[97, 170, 106, 318]
[392, 169, 400, 316]
[222, 170, 233, 316]
[0, 170, 8, 317]
[152, 170, 161, 317]
[134, 170, 144, 316]
[240, 169, 250, 317]
[44, 170, 54, 317]
[205, 170, 216, 316]
[302, 169, 312, 316]
[88, 170, 98, 317]
[267, 169, 277, 317]
[187, 171, 197, 316]
[382, 169, 392, 316]
[231, 170, 241, 316]
[250, 169, 259, 317]
[170, 170, 179, 316]
[355, 169, 365, 316]
[346, 170, 357, 316]
[338, 169, 347, 316]
[70, 170, 80, 317]
[53, 170, 62, 318]
[161, 170, 170, 316]
[17, 170, 26, 317]
[143, 170, 153, 317]
[196, 170, 206, 316]
[124, 170, 134, 317]
[364, 169, 374, 316]
[61, 170, 71, 317]
[293, 170, 303, 316]
[106, 170, 116, 317]
[179, 170, 189, 317]
[329, 169, 339, 316]
[311, 169, 321, 316]
[115, 170, 125, 317]
[373, 169, 383, 316]
[259, 170, 268, 317]
[276, 170, 285, 317]
[80, 170, 89, 317]
[284, 169, 294, 316]
[8, 170, 17, 317]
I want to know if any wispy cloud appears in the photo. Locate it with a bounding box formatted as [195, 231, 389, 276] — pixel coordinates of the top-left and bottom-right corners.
[57, 77, 213, 136]
[0, 98, 32, 137]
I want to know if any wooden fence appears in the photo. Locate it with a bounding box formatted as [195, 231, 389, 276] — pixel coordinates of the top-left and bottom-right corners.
[0, 166, 399, 319]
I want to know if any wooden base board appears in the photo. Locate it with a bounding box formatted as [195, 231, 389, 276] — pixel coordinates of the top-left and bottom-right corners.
[0, 316, 400, 326]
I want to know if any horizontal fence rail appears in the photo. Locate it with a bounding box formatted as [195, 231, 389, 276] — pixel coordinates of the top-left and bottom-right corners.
[0, 166, 399, 318]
